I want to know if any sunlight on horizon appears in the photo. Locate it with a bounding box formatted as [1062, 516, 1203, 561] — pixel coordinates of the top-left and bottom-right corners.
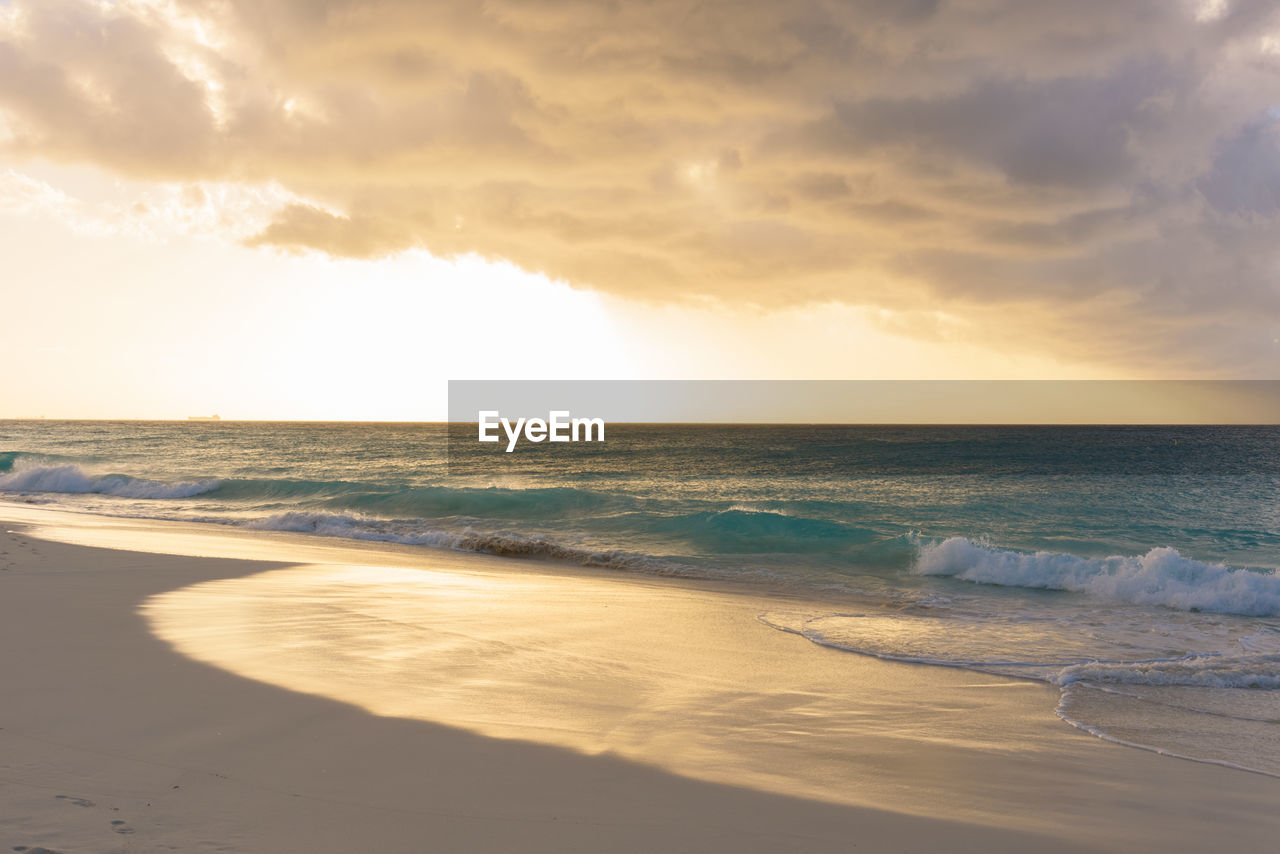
[2, 163, 1121, 421]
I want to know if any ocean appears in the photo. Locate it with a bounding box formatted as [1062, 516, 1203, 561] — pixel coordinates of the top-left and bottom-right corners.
[2, 419, 1278, 776]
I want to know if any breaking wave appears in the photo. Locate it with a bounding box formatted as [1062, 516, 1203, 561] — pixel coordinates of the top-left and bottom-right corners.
[915, 536, 1280, 617]
[0, 461, 219, 500]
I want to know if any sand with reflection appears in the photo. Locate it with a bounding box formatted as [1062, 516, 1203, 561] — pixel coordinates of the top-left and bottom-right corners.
[142, 558, 1130, 828]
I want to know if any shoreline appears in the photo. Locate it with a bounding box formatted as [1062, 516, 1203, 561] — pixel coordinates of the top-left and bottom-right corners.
[3, 503, 1279, 851]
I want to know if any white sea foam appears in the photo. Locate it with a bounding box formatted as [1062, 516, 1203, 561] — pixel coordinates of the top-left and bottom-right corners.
[1056, 654, 1280, 690]
[726, 504, 791, 516]
[0, 461, 219, 500]
[915, 536, 1280, 617]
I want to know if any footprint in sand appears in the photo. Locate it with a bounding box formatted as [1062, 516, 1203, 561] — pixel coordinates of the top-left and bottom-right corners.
[53, 795, 94, 808]
[110, 820, 135, 835]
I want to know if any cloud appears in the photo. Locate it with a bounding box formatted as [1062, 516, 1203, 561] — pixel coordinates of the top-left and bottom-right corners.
[0, 167, 307, 241]
[823, 59, 1192, 188]
[1198, 115, 1280, 216]
[1, 0, 1279, 373]
[244, 203, 417, 257]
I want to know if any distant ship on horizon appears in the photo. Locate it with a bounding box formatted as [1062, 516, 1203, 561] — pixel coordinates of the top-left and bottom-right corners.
[187, 414, 221, 421]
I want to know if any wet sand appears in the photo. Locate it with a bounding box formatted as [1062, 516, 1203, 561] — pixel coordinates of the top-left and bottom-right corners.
[1, 503, 1277, 852]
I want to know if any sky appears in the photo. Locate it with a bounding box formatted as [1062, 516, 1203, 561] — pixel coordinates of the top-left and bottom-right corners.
[1, 0, 1278, 419]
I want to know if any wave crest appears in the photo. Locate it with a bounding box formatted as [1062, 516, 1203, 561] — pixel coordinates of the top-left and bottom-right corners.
[0, 461, 219, 500]
[915, 537, 1280, 617]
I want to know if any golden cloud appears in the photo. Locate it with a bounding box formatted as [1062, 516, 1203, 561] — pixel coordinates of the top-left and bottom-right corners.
[2, 0, 1280, 372]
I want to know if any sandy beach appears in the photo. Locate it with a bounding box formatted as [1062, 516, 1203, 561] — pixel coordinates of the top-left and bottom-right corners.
[2, 501, 1278, 853]
[6, 0, 1279, 848]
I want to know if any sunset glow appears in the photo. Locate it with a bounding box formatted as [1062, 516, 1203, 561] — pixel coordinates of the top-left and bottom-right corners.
[4, 1, 1278, 418]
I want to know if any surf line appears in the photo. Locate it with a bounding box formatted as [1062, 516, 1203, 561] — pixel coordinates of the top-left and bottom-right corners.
[477, 410, 605, 452]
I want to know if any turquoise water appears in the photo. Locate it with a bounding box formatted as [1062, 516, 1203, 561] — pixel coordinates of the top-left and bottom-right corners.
[2, 420, 1279, 774]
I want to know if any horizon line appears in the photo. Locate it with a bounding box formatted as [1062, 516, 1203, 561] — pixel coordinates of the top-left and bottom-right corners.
[5, 418, 1280, 427]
